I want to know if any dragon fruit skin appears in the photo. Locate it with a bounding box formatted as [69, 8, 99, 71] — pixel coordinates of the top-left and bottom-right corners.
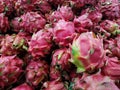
[104, 35, 120, 58]
[29, 30, 53, 58]
[15, 0, 51, 15]
[43, 80, 67, 90]
[88, 10, 102, 24]
[97, 0, 120, 20]
[72, 73, 119, 90]
[58, 6, 74, 21]
[102, 57, 120, 80]
[26, 60, 49, 86]
[49, 67, 61, 81]
[0, 32, 29, 56]
[74, 13, 93, 33]
[71, 32, 105, 73]
[0, 0, 15, 15]
[48, 6, 74, 23]
[100, 20, 119, 35]
[12, 83, 33, 90]
[0, 34, 17, 55]
[0, 0, 4, 13]
[50, 48, 71, 80]
[53, 20, 75, 47]
[48, 0, 65, 7]
[0, 13, 9, 33]
[70, 0, 98, 9]
[0, 56, 23, 88]
[34, 0, 51, 14]
[84, 74, 119, 90]
[51, 48, 71, 71]
[114, 35, 120, 56]
[14, 0, 36, 16]
[12, 12, 46, 33]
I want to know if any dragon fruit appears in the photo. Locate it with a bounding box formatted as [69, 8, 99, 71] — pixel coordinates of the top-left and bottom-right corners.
[33, 0, 51, 14]
[48, 0, 65, 7]
[74, 13, 93, 33]
[50, 67, 61, 80]
[70, 0, 98, 9]
[48, 6, 74, 23]
[72, 73, 119, 90]
[43, 80, 67, 90]
[29, 30, 53, 58]
[102, 57, 120, 80]
[26, 60, 49, 86]
[71, 32, 105, 73]
[0, 56, 23, 88]
[113, 35, 120, 57]
[69, 68, 83, 80]
[14, 0, 35, 16]
[51, 48, 71, 71]
[0, 32, 29, 56]
[98, 0, 120, 19]
[0, 0, 15, 15]
[15, 0, 51, 15]
[88, 10, 102, 24]
[0, 13, 9, 33]
[100, 20, 120, 35]
[12, 83, 33, 90]
[53, 20, 75, 47]
[104, 35, 120, 58]
[12, 12, 46, 33]
[50, 48, 71, 80]
[0, 34, 17, 55]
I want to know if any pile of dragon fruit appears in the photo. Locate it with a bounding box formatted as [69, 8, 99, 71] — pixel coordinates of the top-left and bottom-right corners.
[1, 0, 120, 90]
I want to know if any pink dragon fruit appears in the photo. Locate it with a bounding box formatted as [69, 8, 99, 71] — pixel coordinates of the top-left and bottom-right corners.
[102, 56, 120, 80]
[51, 48, 71, 71]
[50, 67, 61, 80]
[0, 34, 17, 55]
[48, 0, 65, 6]
[70, 0, 98, 9]
[14, 0, 35, 16]
[100, 20, 120, 35]
[88, 10, 102, 24]
[104, 36, 120, 58]
[97, 0, 120, 19]
[53, 19, 75, 47]
[12, 12, 46, 33]
[28, 30, 53, 58]
[0, 32, 29, 56]
[71, 32, 105, 73]
[85, 0, 98, 5]
[116, 18, 120, 26]
[0, 0, 4, 13]
[12, 83, 33, 90]
[48, 6, 74, 23]
[114, 35, 120, 56]
[0, 56, 23, 88]
[0, 0, 15, 15]
[70, 0, 85, 9]
[50, 48, 71, 80]
[74, 13, 93, 33]
[69, 68, 83, 80]
[0, 13, 9, 33]
[26, 60, 49, 86]
[15, 0, 51, 15]
[43, 80, 67, 90]
[33, 0, 51, 14]
[72, 72, 119, 90]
